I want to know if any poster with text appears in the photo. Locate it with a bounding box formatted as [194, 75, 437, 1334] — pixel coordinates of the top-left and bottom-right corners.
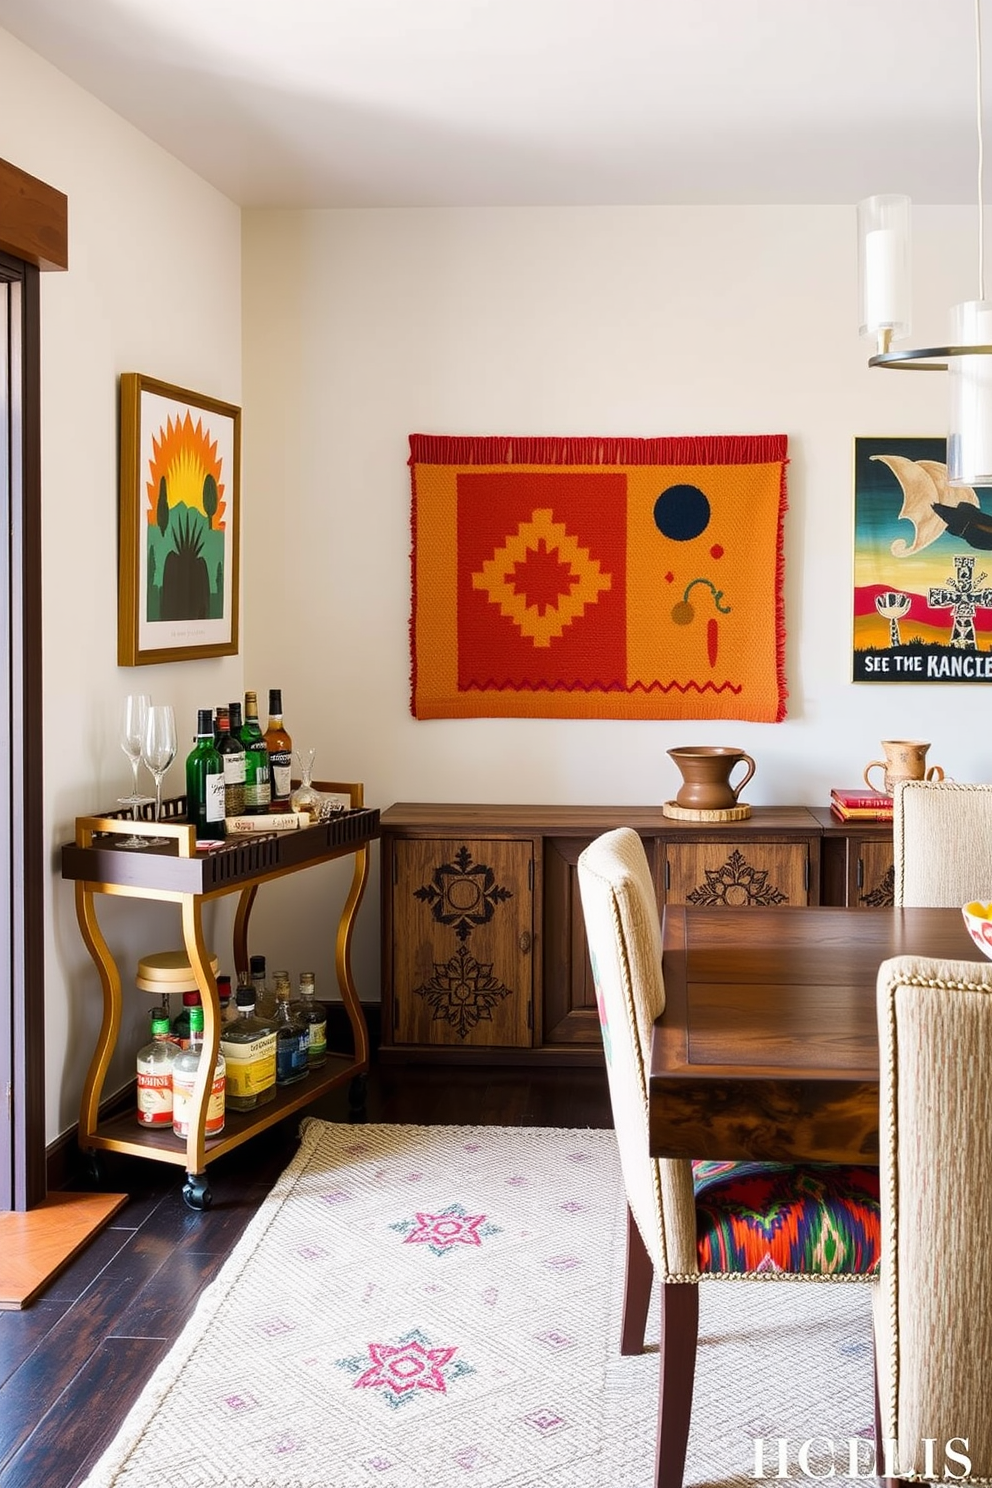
[853, 435, 992, 683]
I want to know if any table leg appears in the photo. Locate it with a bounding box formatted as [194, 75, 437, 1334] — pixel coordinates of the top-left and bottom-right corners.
[75, 883, 123, 1146]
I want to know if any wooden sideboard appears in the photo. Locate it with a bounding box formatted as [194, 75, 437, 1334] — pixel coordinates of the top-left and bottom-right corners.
[378, 803, 894, 1066]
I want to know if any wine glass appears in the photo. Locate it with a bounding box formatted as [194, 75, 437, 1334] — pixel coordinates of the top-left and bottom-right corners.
[141, 704, 177, 845]
[117, 693, 153, 848]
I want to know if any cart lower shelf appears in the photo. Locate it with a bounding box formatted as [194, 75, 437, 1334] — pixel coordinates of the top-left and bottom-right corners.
[82, 1053, 367, 1171]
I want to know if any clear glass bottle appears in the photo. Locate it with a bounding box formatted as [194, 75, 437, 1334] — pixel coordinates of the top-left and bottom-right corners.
[136, 1007, 178, 1127]
[217, 974, 239, 1025]
[172, 1004, 226, 1138]
[250, 953, 275, 1019]
[273, 970, 310, 1085]
[240, 690, 271, 814]
[264, 688, 293, 811]
[185, 707, 225, 841]
[171, 989, 202, 1049]
[215, 704, 246, 819]
[294, 971, 328, 1069]
[220, 976, 278, 1111]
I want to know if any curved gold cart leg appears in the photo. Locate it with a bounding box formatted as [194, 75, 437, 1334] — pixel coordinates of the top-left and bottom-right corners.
[232, 883, 258, 981]
[75, 882, 124, 1163]
[179, 893, 221, 1205]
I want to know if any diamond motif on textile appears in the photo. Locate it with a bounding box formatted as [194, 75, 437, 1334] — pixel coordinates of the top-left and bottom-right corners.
[472, 507, 612, 647]
[524, 1407, 568, 1436]
[686, 849, 788, 907]
[413, 944, 513, 1038]
[390, 1202, 501, 1256]
[414, 845, 513, 943]
[535, 1329, 575, 1351]
[336, 1328, 474, 1409]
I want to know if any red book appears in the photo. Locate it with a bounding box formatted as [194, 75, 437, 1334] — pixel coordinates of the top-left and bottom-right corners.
[830, 787, 893, 811]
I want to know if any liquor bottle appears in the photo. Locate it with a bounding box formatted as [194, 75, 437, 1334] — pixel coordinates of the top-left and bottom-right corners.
[294, 971, 328, 1069]
[264, 689, 293, 811]
[240, 690, 271, 814]
[250, 952, 276, 1019]
[171, 990, 202, 1049]
[172, 1004, 226, 1138]
[217, 974, 239, 1025]
[272, 971, 310, 1085]
[215, 705, 246, 818]
[220, 976, 278, 1111]
[185, 708, 225, 841]
[136, 1007, 178, 1127]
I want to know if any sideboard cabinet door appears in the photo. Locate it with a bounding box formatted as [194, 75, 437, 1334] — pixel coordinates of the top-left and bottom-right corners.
[387, 837, 535, 1048]
[850, 838, 896, 908]
[664, 838, 812, 907]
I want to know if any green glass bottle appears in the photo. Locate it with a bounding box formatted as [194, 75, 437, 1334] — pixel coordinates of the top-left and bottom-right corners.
[185, 708, 225, 840]
[240, 690, 271, 814]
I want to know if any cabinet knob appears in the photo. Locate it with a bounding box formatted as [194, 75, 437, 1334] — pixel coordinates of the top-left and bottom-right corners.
[518, 930, 532, 954]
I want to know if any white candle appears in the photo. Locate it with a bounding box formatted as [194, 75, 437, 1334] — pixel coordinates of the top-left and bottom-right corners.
[865, 227, 905, 329]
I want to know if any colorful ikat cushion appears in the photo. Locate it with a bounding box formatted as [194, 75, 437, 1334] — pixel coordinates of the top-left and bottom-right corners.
[691, 1160, 880, 1276]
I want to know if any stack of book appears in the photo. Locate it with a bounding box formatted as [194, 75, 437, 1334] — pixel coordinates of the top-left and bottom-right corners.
[829, 787, 893, 822]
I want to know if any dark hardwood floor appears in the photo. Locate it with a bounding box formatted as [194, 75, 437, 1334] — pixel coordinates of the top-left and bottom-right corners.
[0, 1064, 612, 1488]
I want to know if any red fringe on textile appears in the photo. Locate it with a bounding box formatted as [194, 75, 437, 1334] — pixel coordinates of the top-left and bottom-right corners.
[408, 432, 788, 468]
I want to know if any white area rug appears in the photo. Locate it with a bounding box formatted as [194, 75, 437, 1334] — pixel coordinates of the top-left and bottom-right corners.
[80, 1123, 875, 1488]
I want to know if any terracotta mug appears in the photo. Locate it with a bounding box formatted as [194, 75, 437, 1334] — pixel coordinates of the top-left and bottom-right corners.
[668, 746, 756, 811]
[863, 739, 945, 797]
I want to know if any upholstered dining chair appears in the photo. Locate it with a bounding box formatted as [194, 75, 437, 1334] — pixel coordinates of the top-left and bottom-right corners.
[893, 779, 992, 906]
[576, 826, 881, 1488]
[874, 954, 992, 1483]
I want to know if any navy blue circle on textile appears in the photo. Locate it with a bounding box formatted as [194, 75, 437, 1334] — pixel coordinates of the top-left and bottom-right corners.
[653, 484, 711, 542]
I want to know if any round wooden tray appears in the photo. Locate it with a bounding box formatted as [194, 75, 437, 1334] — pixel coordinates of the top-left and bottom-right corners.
[662, 800, 751, 822]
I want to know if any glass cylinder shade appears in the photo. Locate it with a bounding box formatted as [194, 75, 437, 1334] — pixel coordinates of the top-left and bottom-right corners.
[857, 194, 911, 346]
[948, 300, 992, 487]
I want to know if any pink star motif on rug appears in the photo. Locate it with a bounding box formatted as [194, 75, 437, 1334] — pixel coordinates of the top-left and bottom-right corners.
[356, 1339, 457, 1396]
[404, 1211, 487, 1250]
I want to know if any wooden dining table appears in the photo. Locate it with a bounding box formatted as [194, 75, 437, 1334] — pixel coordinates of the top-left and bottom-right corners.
[651, 904, 981, 1165]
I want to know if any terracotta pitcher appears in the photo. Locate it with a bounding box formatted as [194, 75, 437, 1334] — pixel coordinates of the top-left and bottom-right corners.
[863, 739, 945, 797]
[668, 746, 756, 811]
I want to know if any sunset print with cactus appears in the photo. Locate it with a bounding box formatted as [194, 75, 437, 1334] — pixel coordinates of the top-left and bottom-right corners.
[144, 410, 227, 623]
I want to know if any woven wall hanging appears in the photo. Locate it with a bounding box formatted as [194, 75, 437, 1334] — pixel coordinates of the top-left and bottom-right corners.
[409, 433, 788, 721]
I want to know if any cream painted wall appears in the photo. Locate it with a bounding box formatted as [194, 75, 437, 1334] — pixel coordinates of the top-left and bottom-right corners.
[0, 27, 243, 1140]
[241, 204, 992, 996]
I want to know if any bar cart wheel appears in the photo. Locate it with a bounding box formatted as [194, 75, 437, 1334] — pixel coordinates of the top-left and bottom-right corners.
[182, 1172, 213, 1211]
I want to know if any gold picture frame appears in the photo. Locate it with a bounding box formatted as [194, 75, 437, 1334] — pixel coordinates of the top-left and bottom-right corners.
[118, 372, 241, 666]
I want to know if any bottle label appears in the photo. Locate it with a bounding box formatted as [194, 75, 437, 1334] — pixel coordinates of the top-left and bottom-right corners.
[269, 749, 291, 803]
[307, 1018, 327, 1060]
[172, 1067, 226, 1137]
[243, 742, 271, 810]
[136, 1069, 173, 1125]
[205, 772, 226, 823]
[220, 1033, 277, 1099]
[223, 756, 246, 785]
[275, 1031, 310, 1083]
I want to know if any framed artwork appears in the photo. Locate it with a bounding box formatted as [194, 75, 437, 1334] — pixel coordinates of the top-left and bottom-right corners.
[853, 435, 992, 683]
[118, 373, 241, 666]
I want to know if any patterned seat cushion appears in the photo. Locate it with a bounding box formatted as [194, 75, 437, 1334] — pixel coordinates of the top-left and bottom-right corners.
[691, 1160, 880, 1276]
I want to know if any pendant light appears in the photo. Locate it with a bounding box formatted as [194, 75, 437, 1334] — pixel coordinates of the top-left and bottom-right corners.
[859, 0, 992, 487]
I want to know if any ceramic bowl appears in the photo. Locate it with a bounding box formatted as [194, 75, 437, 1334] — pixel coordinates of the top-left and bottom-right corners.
[962, 901, 992, 959]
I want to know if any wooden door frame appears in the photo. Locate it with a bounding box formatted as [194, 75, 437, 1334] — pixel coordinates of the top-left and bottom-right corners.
[0, 158, 67, 1211]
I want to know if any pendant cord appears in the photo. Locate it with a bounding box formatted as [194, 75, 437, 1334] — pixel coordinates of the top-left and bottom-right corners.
[978, 0, 986, 300]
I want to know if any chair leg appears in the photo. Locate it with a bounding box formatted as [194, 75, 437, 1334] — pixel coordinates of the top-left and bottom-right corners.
[621, 1202, 654, 1354]
[655, 1280, 698, 1488]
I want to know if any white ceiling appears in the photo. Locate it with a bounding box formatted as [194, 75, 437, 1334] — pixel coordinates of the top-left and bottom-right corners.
[0, 0, 985, 208]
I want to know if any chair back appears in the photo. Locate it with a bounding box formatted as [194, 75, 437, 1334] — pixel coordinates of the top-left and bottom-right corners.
[875, 954, 992, 1478]
[577, 827, 697, 1280]
[893, 780, 992, 906]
